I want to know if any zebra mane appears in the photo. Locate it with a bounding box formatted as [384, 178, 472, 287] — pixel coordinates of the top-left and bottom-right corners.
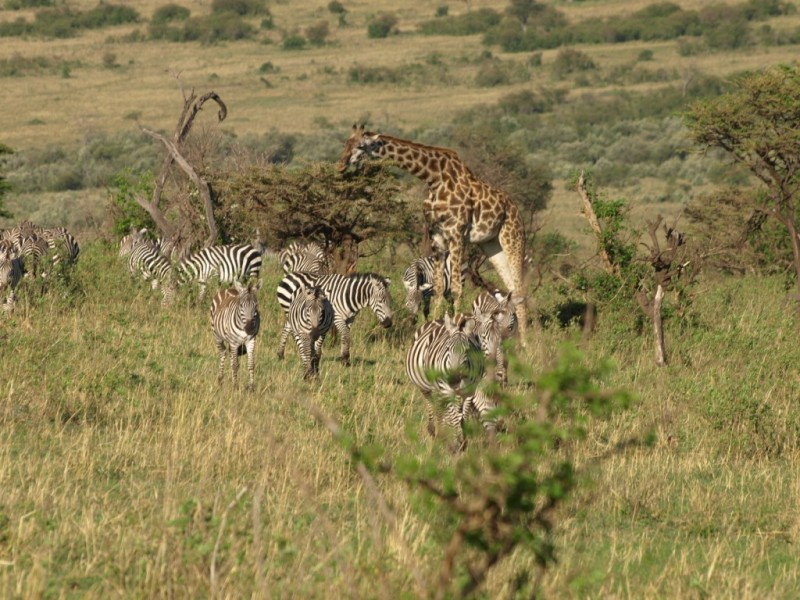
[347, 272, 389, 285]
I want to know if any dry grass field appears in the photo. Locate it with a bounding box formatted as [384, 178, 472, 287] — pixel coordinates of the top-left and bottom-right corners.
[3, 1, 800, 598]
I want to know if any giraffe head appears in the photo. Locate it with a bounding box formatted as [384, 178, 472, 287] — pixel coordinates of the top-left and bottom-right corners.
[337, 123, 382, 172]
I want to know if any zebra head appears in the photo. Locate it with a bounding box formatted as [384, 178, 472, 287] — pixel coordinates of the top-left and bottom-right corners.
[119, 228, 147, 257]
[402, 262, 432, 315]
[234, 279, 262, 335]
[300, 285, 328, 337]
[367, 275, 393, 328]
[442, 312, 483, 382]
[337, 123, 383, 172]
[473, 291, 523, 341]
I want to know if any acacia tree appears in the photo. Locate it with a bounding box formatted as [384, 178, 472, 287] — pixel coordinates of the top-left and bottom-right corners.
[684, 65, 800, 295]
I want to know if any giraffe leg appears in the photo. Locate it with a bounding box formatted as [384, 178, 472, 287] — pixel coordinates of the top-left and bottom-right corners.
[448, 240, 464, 314]
[430, 251, 446, 319]
[480, 235, 528, 345]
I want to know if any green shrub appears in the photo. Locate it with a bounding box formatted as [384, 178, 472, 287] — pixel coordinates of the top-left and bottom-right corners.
[151, 3, 191, 25]
[173, 12, 256, 43]
[419, 7, 501, 35]
[474, 59, 510, 87]
[552, 47, 596, 78]
[328, 0, 346, 14]
[367, 12, 397, 39]
[435, 5, 448, 17]
[637, 49, 654, 61]
[281, 34, 306, 50]
[211, 0, 268, 16]
[4, 0, 53, 8]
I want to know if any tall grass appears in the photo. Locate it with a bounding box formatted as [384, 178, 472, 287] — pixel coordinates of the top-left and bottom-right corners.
[1, 242, 800, 596]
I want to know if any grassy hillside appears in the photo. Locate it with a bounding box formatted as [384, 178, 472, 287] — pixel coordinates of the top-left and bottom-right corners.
[3, 1, 800, 597]
[2, 242, 800, 597]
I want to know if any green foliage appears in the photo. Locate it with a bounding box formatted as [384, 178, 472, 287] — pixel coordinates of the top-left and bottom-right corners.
[151, 3, 191, 25]
[0, 54, 80, 78]
[210, 161, 419, 262]
[336, 344, 635, 597]
[149, 12, 256, 43]
[0, 4, 140, 38]
[281, 34, 306, 50]
[551, 47, 596, 79]
[4, 0, 53, 7]
[327, 0, 346, 15]
[107, 170, 156, 237]
[347, 61, 450, 86]
[211, 0, 269, 16]
[418, 7, 501, 36]
[367, 12, 397, 39]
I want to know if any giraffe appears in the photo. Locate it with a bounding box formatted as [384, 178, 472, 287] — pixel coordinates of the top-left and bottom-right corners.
[338, 124, 528, 341]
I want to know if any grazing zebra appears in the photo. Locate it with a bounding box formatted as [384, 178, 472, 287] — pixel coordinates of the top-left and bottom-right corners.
[276, 271, 393, 364]
[178, 243, 263, 301]
[287, 285, 334, 379]
[402, 252, 467, 320]
[210, 279, 262, 391]
[405, 312, 497, 452]
[120, 234, 176, 305]
[279, 241, 331, 276]
[0, 245, 23, 312]
[40, 226, 79, 266]
[18, 233, 51, 278]
[472, 291, 524, 385]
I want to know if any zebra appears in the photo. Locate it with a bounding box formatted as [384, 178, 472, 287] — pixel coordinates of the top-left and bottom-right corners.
[0, 244, 23, 312]
[287, 285, 334, 380]
[178, 243, 263, 301]
[472, 291, 524, 385]
[276, 271, 393, 364]
[405, 312, 498, 452]
[210, 279, 262, 391]
[279, 241, 331, 276]
[18, 233, 51, 278]
[40, 226, 79, 266]
[121, 234, 176, 305]
[402, 252, 467, 320]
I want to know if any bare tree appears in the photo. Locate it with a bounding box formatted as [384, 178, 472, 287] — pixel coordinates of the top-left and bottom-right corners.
[136, 78, 227, 250]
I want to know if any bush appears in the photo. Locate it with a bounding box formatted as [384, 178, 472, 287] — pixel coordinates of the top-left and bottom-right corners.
[327, 0, 346, 14]
[474, 59, 510, 87]
[167, 12, 256, 43]
[0, 4, 140, 38]
[305, 20, 329, 46]
[151, 3, 191, 25]
[211, 0, 269, 16]
[419, 8, 501, 35]
[281, 34, 306, 50]
[4, 0, 53, 7]
[552, 47, 596, 78]
[435, 5, 448, 17]
[367, 12, 397, 39]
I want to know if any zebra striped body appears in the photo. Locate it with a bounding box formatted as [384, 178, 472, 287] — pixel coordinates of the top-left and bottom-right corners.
[18, 234, 51, 278]
[124, 238, 175, 304]
[210, 279, 262, 391]
[178, 243, 263, 301]
[0, 246, 23, 312]
[279, 241, 331, 276]
[406, 312, 496, 451]
[40, 226, 79, 265]
[276, 271, 393, 364]
[286, 285, 334, 379]
[471, 291, 523, 385]
[402, 252, 466, 319]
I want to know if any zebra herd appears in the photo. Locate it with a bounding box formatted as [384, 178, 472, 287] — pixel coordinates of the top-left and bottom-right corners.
[0, 219, 80, 311]
[117, 233, 522, 451]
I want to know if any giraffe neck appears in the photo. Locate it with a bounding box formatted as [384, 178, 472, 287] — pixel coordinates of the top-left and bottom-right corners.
[374, 136, 455, 187]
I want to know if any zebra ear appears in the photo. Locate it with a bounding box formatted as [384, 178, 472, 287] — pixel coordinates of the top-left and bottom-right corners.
[460, 315, 477, 335]
[383, 277, 391, 287]
[250, 278, 263, 293]
[443, 312, 456, 332]
[233, 280, 246, 293]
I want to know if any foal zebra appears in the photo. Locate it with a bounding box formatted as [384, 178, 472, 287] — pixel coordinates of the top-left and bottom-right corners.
[279, 241, 331, 276]
[402, 252, 467, 320]
[405, 312, 498, 452]
[276, 271, 393, 364]
[472, 291, 523, 385]
[178, 243, 263, 301]
[210, 279, 262, 391]
[287, 285, 334, 379]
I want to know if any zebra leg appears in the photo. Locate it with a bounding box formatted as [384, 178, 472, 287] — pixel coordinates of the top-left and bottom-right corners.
[312, 334, 325, 375]
[245, 338, 256, 391]
[442, 401, 465, 453]
[295, 334, 316, 380]
[424, 392, 436, 438]
[277, 319, 291, 360]
[216, 339, 226, 384]
[230, 346, 240, 385]
[335, 319, 351, 365]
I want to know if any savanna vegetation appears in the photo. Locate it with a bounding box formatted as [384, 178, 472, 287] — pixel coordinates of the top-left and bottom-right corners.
[3, 0, 800, 597]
